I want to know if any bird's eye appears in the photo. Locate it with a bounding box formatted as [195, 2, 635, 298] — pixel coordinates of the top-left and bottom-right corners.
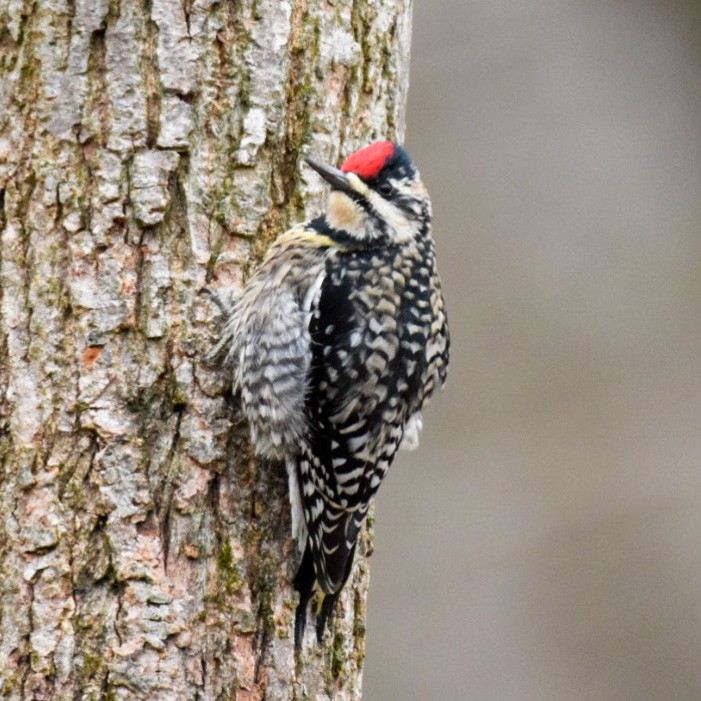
[378, 183, 393, 196]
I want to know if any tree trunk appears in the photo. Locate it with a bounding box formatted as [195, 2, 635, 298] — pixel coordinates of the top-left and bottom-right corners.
[0, 0, 412, 698]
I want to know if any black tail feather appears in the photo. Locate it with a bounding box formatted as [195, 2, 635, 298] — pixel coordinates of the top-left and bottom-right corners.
[315, 540, 358, 643]
[293, 544, 316, 650]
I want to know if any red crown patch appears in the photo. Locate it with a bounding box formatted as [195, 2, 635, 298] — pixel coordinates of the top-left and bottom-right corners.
[341, 141, 395, 179]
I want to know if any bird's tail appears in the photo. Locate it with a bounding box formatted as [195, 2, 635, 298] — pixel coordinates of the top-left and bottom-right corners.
[293, 500, 368, 647]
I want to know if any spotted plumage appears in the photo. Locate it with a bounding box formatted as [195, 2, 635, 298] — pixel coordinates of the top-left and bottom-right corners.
[213, 142, 449, 647]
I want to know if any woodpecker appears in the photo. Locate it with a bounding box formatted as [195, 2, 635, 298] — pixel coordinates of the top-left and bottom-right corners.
[213, 141, 449, 647]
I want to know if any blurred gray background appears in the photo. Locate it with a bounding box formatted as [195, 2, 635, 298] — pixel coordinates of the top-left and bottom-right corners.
[364, 1, 701, 699]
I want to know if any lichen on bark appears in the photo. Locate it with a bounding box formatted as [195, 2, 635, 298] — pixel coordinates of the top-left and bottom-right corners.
[0, 0, 412, 698]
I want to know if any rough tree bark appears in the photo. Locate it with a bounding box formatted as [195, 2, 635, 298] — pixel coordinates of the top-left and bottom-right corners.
[0, 0, 412, 698]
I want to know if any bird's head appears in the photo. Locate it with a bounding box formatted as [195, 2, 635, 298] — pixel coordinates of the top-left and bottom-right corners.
[305, 141, 432, 248]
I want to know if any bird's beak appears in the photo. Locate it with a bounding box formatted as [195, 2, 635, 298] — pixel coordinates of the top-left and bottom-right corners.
[305, 157, 356, 195]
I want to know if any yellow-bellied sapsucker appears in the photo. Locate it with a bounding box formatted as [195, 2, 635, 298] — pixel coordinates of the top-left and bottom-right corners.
[213, 142, 449, 647]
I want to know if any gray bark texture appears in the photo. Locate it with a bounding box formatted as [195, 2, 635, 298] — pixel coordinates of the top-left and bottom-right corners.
[0, 0, 412, 698]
